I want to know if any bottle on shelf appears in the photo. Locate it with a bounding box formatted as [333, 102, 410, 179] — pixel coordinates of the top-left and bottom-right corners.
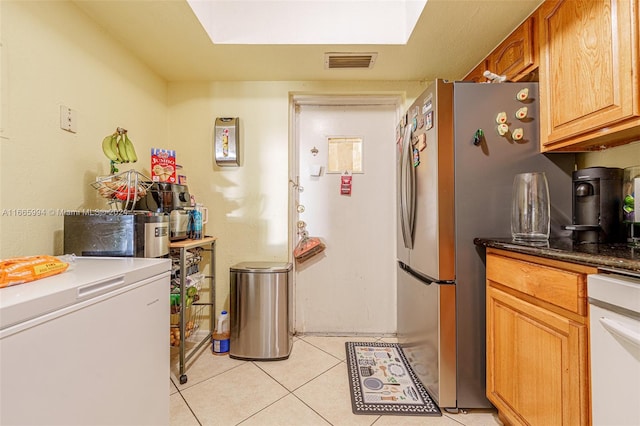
[186, 207, 194, 240]
[190, 204, 202, 240]
[212, 310, 230, 355]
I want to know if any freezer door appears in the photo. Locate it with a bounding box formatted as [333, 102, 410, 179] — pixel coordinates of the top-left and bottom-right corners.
[397, 262, 456, 408]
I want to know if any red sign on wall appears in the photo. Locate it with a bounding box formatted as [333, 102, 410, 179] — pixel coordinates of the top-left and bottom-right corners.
[340, 174, 352, 195]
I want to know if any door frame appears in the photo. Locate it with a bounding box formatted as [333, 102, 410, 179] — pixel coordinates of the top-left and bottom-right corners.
[287, 93, 404, 333]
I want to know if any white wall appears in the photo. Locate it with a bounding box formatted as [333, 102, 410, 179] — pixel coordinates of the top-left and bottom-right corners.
[0, 1, 168, 257]
[578, 141, 640, 169]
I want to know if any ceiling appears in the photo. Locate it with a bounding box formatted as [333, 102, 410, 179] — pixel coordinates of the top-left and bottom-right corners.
[72, 0, 544, 82]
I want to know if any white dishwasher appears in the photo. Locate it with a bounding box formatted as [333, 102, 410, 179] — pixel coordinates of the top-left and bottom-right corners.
[0, 257, 171, 426]
[588, 272, 640, 426]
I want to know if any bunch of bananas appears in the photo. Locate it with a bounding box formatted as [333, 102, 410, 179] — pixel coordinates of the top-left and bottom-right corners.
[101, 129, 138, 163]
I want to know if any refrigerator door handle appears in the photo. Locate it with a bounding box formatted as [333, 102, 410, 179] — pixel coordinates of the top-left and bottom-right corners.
[399, 127, 415, 249]
[399, 261, 455, 285]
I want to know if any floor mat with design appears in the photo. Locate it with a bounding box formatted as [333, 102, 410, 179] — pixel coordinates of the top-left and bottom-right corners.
[345, 342, 441, 416]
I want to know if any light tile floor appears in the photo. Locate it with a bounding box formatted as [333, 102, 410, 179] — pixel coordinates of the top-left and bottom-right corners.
[170, 335, 502, 426]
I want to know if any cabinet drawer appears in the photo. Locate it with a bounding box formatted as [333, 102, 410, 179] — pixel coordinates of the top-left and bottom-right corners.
[486, 254, 587, 316]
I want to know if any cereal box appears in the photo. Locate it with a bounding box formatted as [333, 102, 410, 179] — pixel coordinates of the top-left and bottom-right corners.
[151, 148, 176, 183]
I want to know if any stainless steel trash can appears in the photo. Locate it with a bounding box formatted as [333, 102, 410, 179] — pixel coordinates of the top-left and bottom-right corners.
[229, 262, 293, 360]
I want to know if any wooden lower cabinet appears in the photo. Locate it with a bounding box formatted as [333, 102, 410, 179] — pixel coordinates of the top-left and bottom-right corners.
[486, 249, 596, 425]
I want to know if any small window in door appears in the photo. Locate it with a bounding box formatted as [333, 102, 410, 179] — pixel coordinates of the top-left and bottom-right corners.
[327, 137, 363, 174]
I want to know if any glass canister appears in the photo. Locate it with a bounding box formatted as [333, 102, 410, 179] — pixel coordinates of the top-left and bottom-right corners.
[622, 165, 640, 245]
[511, 172, 550, 242]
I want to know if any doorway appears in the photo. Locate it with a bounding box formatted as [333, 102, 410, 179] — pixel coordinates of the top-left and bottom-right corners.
[289, 95, 402, 335]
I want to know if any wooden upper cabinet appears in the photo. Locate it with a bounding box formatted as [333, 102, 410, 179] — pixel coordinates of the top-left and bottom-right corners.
[538, 0, 640, 152]
[463, 16, 538, 83]
[487, 17, 538, 82]
[463, 60, 488, 83]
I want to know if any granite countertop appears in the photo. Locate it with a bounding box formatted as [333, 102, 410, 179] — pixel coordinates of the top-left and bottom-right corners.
[474, 237, 640, 276]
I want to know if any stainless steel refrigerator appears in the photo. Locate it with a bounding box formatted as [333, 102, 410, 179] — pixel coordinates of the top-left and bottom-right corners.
[396, 80, 575, 410]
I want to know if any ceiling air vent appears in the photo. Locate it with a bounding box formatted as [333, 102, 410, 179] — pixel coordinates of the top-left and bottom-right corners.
[324, 52, 378, 69]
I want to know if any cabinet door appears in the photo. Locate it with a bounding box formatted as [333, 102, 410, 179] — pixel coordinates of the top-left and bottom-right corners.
[487, 286, 590, 426]
[463, 60, 488, 82]
[538, 0, 640, 151]
[487, 17, 537, 82]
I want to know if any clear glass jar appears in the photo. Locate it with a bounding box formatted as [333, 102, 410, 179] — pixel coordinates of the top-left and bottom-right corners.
[511, 172, 550, 242]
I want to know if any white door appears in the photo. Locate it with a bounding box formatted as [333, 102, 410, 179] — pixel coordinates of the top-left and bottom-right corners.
[291, 97, 400, 335]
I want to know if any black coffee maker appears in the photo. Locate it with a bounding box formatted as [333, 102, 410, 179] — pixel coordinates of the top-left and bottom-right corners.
[564, 167, 624, 243]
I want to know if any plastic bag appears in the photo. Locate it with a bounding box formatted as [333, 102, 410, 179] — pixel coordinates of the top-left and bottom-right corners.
[0, 254, 73, 288]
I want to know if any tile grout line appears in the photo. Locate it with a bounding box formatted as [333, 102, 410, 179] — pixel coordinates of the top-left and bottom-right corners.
[251, 353, 343, 394]
[444, 413, 468, 426]
[226, 337, 341, 426]
[233, 392, 292, 426]
[289, 391, 346, 426]
[172, 359, 248, 393]
[176, 388, 204, 426]
[242, 336, 381, 426]
[294, 335, 387, 426]
[296, 336, 351, 363]
[171, 345, 250, 425]
[170, 342, 250, 392]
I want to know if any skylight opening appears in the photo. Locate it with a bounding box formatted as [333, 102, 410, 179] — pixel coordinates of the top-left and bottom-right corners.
[187, 0, 427, 45]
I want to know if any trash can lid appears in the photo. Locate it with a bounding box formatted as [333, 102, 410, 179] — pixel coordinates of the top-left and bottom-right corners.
[230, 262, 292, 273]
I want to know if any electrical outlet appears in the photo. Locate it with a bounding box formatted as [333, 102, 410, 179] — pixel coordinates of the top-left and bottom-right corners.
[60, 105, 77, 133]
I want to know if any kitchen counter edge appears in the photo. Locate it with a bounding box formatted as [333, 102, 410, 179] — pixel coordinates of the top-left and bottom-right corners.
[474, 237, 640, 277]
